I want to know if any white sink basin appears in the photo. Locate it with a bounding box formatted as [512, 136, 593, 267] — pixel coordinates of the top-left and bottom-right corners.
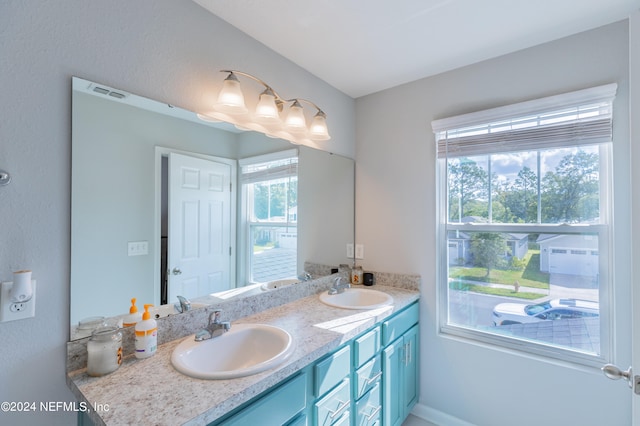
[261, 278, 300, 291]
[150, 303, 207, 319]
[319, 288, 394, 310]
[171, 323, 294, 379]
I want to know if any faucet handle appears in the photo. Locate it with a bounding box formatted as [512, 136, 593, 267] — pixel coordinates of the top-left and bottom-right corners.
[209, 310, 222, 324]
[174, 295, 191, 313]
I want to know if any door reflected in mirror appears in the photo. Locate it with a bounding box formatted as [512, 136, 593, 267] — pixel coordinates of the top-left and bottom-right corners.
[70, 77, 354, 338]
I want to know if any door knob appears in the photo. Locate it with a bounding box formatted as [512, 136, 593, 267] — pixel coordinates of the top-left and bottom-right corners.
[172, 267, 182, 275]
[602, 364, 633, 388]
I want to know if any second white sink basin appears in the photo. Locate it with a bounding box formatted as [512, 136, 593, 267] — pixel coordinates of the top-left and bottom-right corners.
[261, 278, 300, 291]
[171, 323, 293, 379]
[319, 288, 394, 310]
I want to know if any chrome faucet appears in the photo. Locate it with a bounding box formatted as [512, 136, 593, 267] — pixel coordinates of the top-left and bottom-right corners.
[328, 277, 351, 295]
[174, 295, 192, 313]
[194, 310, 231, 341]
[298, 271, 312, 281]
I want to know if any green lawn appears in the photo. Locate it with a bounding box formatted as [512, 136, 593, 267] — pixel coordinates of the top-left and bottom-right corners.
[450, 250, 549, 292]
[449, 281, 542, 300]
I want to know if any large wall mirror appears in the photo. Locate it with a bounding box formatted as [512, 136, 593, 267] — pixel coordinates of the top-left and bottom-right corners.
[70, 77, 354, 338]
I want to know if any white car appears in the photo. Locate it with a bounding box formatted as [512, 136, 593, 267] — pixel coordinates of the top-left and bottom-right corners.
[492, 298, 599, 326]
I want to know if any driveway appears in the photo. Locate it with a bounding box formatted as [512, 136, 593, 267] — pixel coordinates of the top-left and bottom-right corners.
[549, 273, 598, 301]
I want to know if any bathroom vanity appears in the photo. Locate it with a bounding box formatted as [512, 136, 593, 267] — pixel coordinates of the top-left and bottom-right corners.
[67, 275, 420, 425]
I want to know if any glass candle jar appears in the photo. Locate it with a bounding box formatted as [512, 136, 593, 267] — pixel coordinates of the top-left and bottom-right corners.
[351, 265, 363, 285]
[87, 325, 122, 377]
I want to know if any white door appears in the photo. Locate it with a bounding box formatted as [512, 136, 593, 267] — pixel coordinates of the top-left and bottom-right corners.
[167, 152, 232, 303]
[614, 11, 640, 425]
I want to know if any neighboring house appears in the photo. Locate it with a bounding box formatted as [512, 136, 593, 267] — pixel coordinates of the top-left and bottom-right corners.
[448, 230, 472, 265]
[537, 234, 599, 277]
[507, 233, 529, 260]
[448, 221, 529, 265]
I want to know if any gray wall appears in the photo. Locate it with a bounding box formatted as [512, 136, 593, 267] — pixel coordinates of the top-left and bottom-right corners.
[0, 1, 354, 425]
[356, 20, 634, 425]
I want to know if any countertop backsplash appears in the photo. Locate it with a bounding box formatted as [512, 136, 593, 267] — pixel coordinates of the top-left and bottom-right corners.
[66, 265, 421, 373]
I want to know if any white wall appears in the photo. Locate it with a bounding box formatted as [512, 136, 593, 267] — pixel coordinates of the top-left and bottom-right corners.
[0, 1, 354, 425]
[356, 21, 633, 425]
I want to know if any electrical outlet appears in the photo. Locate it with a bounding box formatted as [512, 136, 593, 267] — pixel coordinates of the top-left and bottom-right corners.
[346, 243, 354, 258]
[10, 302, 26, 312]
[355, 244, 364, 260]
[0, 280, 36, 322]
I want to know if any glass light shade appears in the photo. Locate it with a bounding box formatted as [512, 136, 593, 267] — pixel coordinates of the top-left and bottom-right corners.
[254, 92, 280, 123]
[284, 101, 307, 133]
[216, 78, 248, 115]
[309, 112, 331, 141]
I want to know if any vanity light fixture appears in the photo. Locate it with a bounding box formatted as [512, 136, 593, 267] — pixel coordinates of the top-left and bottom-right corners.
[200, 70, 331, 144]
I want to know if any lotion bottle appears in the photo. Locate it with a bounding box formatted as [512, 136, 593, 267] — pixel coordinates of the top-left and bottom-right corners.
[134, 304, 157, 359]
[122, 298, 142, 327]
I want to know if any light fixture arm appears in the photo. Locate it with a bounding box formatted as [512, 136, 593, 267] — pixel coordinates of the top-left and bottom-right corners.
[220, 71, 325, 115]
[220, 70, 284, 102]
[285, 98, 326, 116]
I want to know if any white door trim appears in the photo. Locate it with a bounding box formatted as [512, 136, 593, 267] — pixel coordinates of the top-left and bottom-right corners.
[154, 146, 237, 307]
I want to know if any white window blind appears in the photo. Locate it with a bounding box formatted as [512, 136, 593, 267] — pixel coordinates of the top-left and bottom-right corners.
[432, 83, 617, 158]
[239, 149, 298, 184]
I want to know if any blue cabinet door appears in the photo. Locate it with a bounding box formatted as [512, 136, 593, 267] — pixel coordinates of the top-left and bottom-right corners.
[382, 337, 404, 426]
[402, 325, 419, 416]
[382, 324, 419, 426]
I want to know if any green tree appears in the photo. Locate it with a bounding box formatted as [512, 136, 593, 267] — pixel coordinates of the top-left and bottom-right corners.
[252, 179, 297, 221]
[253, 183, 269, 219]
[541, 150, 599, 222]
[504, 166, 538, 223]
[448, 158, 488, 221]
[470, 232, 507, 277]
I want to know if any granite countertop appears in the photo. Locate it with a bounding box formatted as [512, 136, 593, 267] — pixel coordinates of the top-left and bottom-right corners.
[67, 285, 420, 426]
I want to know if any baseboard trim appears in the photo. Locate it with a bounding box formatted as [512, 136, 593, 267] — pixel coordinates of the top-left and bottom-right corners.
[410, 402, 476, 426]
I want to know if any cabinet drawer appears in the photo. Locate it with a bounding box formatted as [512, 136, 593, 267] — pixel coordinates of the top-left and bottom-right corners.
[354, 326, 380, 367]
[315, 378, 351, 426]
[314, 344, 351, 397]
[354, 354, 382, 400]
[356, 381, 381, 426]
[220, 372, 306, 426]
[382, 302, 419, 346]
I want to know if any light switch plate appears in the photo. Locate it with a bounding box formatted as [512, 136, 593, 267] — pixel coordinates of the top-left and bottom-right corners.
[0, 280, 36, 322]
[355, 244, 364, 259]
[128, 241, 149, 256]
[346, 243, 354, 258]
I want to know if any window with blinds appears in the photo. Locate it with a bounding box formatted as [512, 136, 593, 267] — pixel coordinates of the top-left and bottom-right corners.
[239, 149, 298, 284]
[432, 84, 616, 365]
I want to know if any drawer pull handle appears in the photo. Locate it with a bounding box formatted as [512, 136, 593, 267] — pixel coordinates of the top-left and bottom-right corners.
[403, 340, 412, 366]
[329, 399, 350, 419]
[364, 371, 382, 385]
[364, 404, 382, 421]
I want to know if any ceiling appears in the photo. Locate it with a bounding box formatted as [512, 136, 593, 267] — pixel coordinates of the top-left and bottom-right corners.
[194, 0, 639, 98]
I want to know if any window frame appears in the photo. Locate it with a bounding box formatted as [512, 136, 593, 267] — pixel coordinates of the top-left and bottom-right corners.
[238, 149, 299, 285]
[433, 85, 616, 367]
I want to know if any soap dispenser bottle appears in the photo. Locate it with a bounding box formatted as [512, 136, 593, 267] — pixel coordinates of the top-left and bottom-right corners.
[122, 298, 142, 327]
[134, 304, 157, 359]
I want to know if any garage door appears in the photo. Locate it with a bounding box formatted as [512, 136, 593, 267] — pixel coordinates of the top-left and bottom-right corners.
[549, 247, 598, 276]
